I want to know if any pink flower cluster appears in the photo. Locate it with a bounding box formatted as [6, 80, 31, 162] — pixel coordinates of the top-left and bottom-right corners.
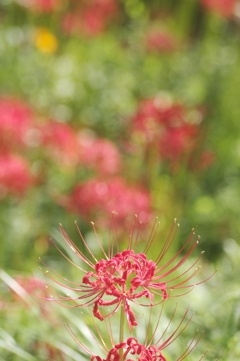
[201, 0, 237, 17]
[78, 134, 122, 175]
[40, 221, 211, 326]
[0, 97, 33, 150]
[132, 96, 214, 171]
[145, 29, 178, 53]
[0, 153, 32, 197]
[17, 0, 61, 13]
[0, 98, 35, 197]
[90, 337, 166, 361]
[40, 121, 80, 165]
[39, 220, 216, 360]
[62, 0, 118, 37]
[68, 178, 151, 226]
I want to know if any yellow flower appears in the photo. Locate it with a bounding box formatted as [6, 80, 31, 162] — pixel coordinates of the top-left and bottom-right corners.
[34, 28, 58, 53]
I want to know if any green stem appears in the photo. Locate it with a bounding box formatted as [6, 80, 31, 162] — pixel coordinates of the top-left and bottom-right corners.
[119, 302, 125, 361]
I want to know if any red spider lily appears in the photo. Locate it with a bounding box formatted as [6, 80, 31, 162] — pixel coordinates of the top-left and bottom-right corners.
[40, 121, 79, 165]
[64, 306, 213, 361]
[159, 124, 198, 169]
[145, 29, 178, 53]
[39, 219, 215, 326]
[66, 178, 151, 227]
[0, 97, 33, 151]
[62, 0, 118, 36]
[201, 0, 237, 17]
[17, 0, 61, 13]
[78, 133, 122, 175]
[132, 97, 187, 142]
[0, 153, 33, 197]
[14, 275, 47, 296]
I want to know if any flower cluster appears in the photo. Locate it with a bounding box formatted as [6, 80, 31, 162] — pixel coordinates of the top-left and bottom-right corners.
[201, 0, 237, 17]
[16, 0, 61, 13]
[0, 97, 33, 151]
[39, 218, 214, 346]
[132, 95, 214, 171]
[78, 133, 121, 175]
[87, 337, 167, 361]
[62, 0, 119, 37]
[66, 178, 151, 227]
[145, 29, 178, 53]
[0, 153, 33, 197]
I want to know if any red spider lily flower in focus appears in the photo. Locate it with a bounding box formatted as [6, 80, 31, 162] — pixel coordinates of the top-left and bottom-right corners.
[62, 0, 118, 36]
[0, 153, 33, 197]
[145, 29, 178, 53]
[39, 219, 215, 326]
[65, 306, 211, 361]
[201, 0, 237, 17]
[66, 178, 151, 227]
[16, 0, 61, 13]
[40, 121, 79, 165]
[78, 133, 122, 175]
[0, 97, 33, 150]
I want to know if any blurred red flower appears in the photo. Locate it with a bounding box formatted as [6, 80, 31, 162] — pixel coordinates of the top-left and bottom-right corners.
[0, 153, 33, 197]
[14, 275, 47, 297]
[201, 0, 237, 17]
[40, 121, 79, 165]
[145, 29, 178, 53]
[159, 124, 198, 168]
[0, 97, 33, 151]
[62, 0, 118, 36]
[132, 97, 186, 142]
[66, 178, 151, 226]
[78, 133, 122, 175]
[17, 0, 61, 13]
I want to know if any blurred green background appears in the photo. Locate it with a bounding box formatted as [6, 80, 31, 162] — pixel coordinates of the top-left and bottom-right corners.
[0, 0, 240, 360]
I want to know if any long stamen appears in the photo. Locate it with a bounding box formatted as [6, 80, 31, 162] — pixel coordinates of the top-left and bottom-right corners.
[91, 222, 109, 260]
[144, 217, 160, 255]
[132, 219, 142, 250]
[155, 220, 179, 265]
[74, 221, 98, 263]
[146, 303, 164, 347]
[64, 323, 95, 356]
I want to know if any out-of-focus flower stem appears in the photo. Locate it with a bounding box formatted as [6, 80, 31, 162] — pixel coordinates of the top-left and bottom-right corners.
[119, 302, 125, 361]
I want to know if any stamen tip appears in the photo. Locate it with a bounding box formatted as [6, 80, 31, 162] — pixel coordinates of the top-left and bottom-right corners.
[174, 218, 177, 223]
[91, 221, 94, 225]
[74, 220, 77, 224]
[201, 251, 205, 254]
[59, 223, 63, 227]
[177, 223, 180, 227]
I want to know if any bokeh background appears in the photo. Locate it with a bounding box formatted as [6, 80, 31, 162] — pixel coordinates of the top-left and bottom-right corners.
[0, 0, 240, 360]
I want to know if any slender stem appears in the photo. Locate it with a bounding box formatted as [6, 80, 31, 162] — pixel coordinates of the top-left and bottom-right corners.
[119, 301, 125, 361]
